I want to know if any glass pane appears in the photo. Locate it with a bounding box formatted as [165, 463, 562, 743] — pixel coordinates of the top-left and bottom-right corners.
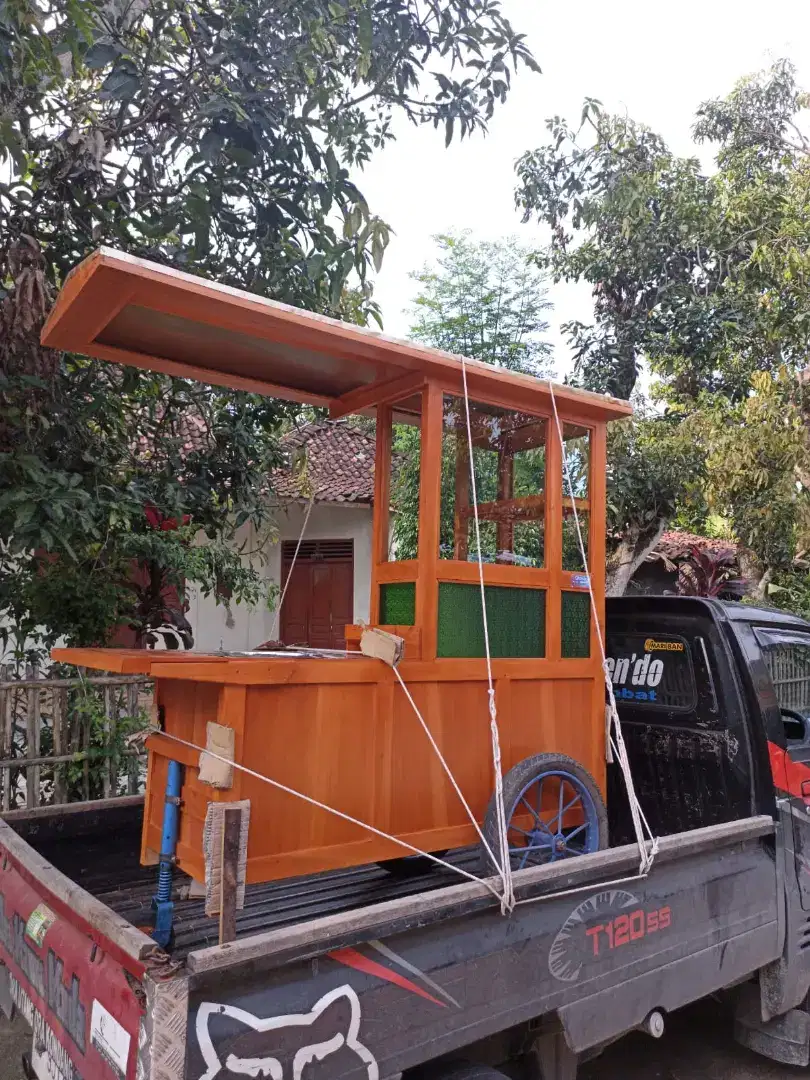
[441, 396, 546, 567]
[388, 416, 421, 560]
[762, 640, 810, 718]
[437, 583, 546, 657]
[561, 423, 590, 572]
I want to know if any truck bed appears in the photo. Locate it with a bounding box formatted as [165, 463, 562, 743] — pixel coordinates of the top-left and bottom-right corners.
[13, 799, 483, 957]
[0, 797, 785, 1080]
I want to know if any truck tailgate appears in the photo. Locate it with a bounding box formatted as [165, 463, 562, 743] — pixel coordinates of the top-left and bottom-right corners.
[0, 819, 154, 1080]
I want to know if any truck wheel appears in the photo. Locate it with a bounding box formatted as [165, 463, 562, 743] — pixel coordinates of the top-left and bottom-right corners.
[480, 753, 608, 875]
[414, 1062, 513, 1080]
[377, 851, 449, 877]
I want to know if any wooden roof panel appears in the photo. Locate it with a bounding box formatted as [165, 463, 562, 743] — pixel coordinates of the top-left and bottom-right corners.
[41, 247, 634, 422]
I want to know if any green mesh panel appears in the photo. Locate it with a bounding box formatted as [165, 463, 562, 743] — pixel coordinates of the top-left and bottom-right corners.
[561, 591, 590, 658]
[437, 583, 545, 658]
[380, 582, 416, 625]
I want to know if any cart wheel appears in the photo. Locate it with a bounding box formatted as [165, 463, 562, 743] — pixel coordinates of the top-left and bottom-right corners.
[480, 753, 607, 874]
[377, 850, 449, 877]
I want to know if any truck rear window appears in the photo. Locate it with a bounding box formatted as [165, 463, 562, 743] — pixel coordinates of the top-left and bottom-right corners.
[606, 633, 696, 711]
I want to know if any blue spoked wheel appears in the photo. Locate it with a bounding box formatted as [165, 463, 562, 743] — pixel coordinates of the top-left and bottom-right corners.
[480, 753, 608, 875]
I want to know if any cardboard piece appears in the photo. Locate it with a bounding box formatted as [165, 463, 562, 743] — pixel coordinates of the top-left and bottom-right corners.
[198, 721, 235, 789]
[359, 626, 404, 668]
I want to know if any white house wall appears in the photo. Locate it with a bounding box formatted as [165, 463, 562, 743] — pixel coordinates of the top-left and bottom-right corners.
[187, 502, 373, 653]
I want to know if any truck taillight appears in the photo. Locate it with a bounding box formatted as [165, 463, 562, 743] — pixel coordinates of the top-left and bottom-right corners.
[802, 780, 810, 807]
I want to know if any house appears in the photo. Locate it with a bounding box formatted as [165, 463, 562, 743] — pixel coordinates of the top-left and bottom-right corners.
[187, 421, 375, 652]
[627, 530, 739, 595]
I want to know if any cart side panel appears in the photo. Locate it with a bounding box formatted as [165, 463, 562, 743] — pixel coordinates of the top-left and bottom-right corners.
[145, 668, 603, 884]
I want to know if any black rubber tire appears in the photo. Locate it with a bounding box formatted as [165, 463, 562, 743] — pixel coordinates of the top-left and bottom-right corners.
[480, 752, 608, 875]
[376, 850, 449, 878]
[414, 1061, 512, 1080]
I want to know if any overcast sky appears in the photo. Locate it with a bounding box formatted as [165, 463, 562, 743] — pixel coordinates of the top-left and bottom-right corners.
[357, 0, 810, 377]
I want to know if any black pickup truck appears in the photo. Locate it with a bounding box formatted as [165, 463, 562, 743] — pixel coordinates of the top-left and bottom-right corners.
[4, 595, 810, 1080]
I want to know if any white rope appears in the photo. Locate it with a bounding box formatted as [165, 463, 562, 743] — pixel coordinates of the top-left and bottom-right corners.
[156, 730, 504, 900]
[269, 496, 315, 640]
[460, 358, 515, 914]
[547, 381, 658, 876]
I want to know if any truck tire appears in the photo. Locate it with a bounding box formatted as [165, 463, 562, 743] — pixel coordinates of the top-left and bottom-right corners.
[414, 1062, 513, 1080]
[480, 753, 608, 875]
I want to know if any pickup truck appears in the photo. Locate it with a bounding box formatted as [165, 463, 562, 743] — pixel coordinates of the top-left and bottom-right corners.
[3, 594, 810, 1080]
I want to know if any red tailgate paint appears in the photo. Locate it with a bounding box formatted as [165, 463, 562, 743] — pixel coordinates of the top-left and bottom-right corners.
[0, 847, 144, 1079]
[329, 947, 447, 1007]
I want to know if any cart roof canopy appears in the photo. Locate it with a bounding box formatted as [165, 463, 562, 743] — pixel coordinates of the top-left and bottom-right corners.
[41, 248, 632, 423]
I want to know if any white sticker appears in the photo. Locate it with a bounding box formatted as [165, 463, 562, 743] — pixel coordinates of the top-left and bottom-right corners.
[90, 1000, 131, 1080]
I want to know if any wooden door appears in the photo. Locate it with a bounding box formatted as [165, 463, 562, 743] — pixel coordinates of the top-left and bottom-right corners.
[280, 540, 353, 648]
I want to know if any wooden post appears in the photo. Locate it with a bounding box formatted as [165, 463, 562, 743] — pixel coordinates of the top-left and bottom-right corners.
[0, 664, 8, 811]
[453, 434, 469, 560]
[545, 419, 563, 661]
[496, 448, 514, 555]
[52, 688, 68, 805]
[26, 664, 40, 809]
[218, 807, 241, 945]
[370, 404, 392, 624]
[126, 683, 140, 794]
[104, 684, 117, 798]
[416, 383, 444, 661]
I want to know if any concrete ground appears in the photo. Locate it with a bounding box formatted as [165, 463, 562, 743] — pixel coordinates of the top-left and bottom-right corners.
[0, 998, 806, 1079]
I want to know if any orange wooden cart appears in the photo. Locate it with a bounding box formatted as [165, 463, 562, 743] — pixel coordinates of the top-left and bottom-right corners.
[45, 249, 631, 900]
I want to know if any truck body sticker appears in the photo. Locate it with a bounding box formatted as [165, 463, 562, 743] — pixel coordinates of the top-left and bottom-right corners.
[549, 890, 673, 983]
[195, 984, 378, 1080]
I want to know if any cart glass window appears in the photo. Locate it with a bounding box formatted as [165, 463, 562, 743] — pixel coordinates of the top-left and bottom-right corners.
[387, 412, 422, 561]
[440, 396, 547, 567]
[561, 423, 590, 572]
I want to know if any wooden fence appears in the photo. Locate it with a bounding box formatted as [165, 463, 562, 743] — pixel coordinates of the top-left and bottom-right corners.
[0, 664, 152, 810]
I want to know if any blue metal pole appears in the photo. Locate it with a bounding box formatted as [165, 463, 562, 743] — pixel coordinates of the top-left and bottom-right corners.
[152, 758, 182, 949]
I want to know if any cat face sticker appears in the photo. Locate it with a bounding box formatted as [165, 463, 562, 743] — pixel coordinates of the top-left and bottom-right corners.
[195, 984, 379, 1080]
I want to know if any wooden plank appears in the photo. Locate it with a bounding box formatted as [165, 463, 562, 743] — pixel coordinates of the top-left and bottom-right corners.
[329, 371, 426, 420]
[93, 340, 334, 409]
[370, 403, 392, 625]
[453, 436, 469, 560]
[52, 689, 68, 804]
[26, 670, 40, 810]
[0, 666, 9, 812]
[545, 412, 563, 661]
[218, 808, 241, 945]
[103, 684, 114, 798]
[415, 383, 443, 661]
[42, 249, 632, 424]
[0, 676, 149, 690]
[186, 815, 775, 976]
[0, 818, 155, 962]
[126, 683, 140, 794]
[457, 493, 589, 524]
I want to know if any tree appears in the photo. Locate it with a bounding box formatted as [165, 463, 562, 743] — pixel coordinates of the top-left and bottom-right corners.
[408, 231, 552, 375]
[604, 410, 705, 595]
[387, 231, 553, 559]
[514, 61, 810, 601]
[0, 0, 538, 654]
[515, 61, 810, 404]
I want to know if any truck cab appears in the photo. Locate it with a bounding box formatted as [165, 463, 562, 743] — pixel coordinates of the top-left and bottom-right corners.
[607, 595, 810, 1053]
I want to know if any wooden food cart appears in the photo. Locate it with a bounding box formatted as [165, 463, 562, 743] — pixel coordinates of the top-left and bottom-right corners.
[44, 249, 631, 908]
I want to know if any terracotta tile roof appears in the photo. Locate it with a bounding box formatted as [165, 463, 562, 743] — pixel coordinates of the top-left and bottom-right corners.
[656, 530, 738, 559]
[272, 421, 375, 504]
